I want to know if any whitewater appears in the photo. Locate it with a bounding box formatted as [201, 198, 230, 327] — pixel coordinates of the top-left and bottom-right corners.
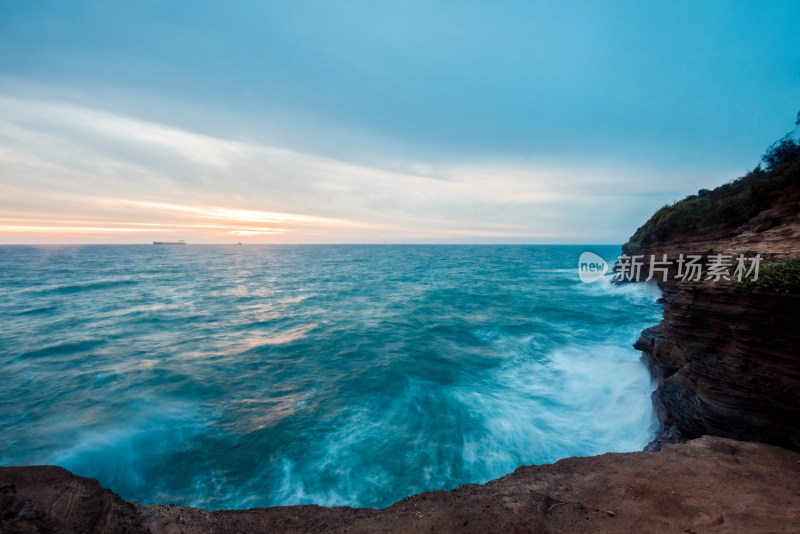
[0, 244, 663, 509]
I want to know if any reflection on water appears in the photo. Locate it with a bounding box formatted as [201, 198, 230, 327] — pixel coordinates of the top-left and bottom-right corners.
[0, 245, 662, 509]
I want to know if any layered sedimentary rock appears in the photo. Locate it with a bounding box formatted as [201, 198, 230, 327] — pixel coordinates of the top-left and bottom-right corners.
[635, 281, 800, 451]
[2, 436, 800, 534]
[626, 183, 800, 451]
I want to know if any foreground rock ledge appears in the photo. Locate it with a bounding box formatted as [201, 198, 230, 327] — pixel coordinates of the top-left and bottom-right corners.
[2, 436, 799, 534]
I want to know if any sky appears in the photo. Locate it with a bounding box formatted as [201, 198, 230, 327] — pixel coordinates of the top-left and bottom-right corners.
[0, 0, 798, 244]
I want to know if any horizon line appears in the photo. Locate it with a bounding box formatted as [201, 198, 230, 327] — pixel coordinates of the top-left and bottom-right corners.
[0, 242, 624, 247]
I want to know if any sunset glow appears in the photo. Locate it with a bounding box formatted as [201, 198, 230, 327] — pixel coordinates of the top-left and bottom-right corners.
[1, 2, 797, 244]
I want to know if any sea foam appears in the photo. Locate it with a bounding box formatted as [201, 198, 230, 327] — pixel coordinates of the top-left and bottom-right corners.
[0, 245, 663, 509]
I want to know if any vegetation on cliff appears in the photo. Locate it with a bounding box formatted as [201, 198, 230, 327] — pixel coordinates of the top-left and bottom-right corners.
[623, 113, 800, 255]
[746, 258, 800, 293]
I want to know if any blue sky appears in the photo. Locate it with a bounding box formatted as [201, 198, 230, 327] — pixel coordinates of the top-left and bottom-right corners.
[0, 0, 798, 243]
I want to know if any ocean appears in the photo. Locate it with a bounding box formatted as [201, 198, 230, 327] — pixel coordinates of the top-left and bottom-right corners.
[0, 244, 663, 510]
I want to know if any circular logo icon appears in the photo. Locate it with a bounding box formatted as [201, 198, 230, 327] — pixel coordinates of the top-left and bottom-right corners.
[578, 252, 608, 283]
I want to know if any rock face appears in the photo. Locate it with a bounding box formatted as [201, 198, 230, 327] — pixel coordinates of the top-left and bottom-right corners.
[636, 281, 800, 451]
[2, 436, 800, 533]
[0, 466, 146, 534]
[625, 181, 800, 451]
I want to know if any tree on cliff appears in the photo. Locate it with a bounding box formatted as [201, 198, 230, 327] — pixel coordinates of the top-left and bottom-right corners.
[762, 133, 800, 171]
[623, 109, 800, 254]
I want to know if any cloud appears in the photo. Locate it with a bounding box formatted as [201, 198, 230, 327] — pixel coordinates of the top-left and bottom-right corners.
[0, 91, 722, 244]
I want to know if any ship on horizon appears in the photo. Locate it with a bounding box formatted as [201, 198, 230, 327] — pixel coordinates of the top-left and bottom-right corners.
[153, 240, 186, 245]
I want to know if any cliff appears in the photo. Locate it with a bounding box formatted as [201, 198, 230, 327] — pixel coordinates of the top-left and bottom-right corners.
[3, 436, 800, 533]
[623, 147, 800, 451]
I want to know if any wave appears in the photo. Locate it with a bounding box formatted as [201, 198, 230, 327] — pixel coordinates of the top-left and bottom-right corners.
[19, 338, 105, 360]
[33, 279, 139, 295]
[576, 274, 663, 305]
[16, 305, 59, 316]
[0, 244, 664, 510]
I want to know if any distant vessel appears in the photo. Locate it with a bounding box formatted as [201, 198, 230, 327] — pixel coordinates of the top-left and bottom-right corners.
[153, 240, 186, 245]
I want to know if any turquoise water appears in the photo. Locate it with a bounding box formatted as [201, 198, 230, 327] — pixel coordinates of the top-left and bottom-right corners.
[0, 245, 662, 509]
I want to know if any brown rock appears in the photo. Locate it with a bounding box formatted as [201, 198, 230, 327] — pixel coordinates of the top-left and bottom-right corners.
[0, 466, 146, 533]
[625, 180, 800, 452]
[2, 436, 800, 533]
[638, 280, 800, 452]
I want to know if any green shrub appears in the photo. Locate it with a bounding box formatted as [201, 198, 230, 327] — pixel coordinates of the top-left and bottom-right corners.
[622, 132, 800, 255]
[747, 259, 800, 293]
[762, 134, 800, 171]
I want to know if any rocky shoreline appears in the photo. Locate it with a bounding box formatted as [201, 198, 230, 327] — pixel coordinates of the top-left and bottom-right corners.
[635, 280, 800, 452]
[4, 159, 799, 533]
[4, 261, 799, 532]
[3, 436, 800, 533]
[624, 181, 800, 453]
